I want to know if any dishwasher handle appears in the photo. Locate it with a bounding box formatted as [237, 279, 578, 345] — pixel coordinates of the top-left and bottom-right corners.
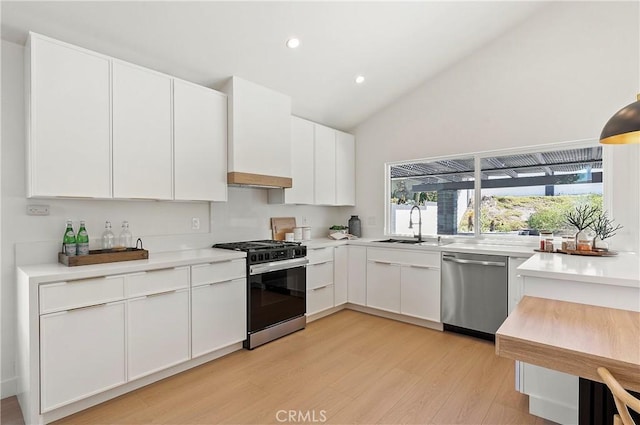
[442, 256, 506, 267]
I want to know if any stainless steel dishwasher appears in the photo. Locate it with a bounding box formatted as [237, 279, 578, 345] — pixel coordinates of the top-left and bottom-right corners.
[441, 251, 508, 340]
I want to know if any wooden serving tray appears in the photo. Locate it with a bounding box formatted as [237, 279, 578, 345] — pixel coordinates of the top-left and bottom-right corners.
[533, 249, 617, 257]
[59, 248, 149, 267]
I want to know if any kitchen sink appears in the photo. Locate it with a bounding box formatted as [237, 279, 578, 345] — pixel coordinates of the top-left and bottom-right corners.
[374, 238, 452, 246]
[375, 238, 422, 244]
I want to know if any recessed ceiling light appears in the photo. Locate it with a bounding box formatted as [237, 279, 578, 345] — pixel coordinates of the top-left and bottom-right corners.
[286, 38, 300, 49]
[355, 75, 365, 84]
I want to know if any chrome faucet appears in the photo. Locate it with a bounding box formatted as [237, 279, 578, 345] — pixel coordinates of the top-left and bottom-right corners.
[408, 205, 423, 242]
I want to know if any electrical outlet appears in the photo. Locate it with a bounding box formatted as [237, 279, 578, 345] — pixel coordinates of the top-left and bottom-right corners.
[191, 217, 200, 230]
[301, 216, 308, 225]
[27, 204, 50, 216]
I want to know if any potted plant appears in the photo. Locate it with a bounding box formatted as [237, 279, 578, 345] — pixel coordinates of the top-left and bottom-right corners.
[590, 212, 623, 250]
[565, 205, 599, 250]
[329, 225, 348, 234]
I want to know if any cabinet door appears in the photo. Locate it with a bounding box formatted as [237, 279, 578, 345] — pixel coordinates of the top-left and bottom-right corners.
[127, 289, 189, 380]
[348, 246, 367, 305]
[334, 246, 348, 306]
[113, 61, 172, 199]
[28, 35, 111, 198]
[174, 80, 227, 201]
[192, 278, 246, 357]
[366, 260, 401, 313]
[400, 265, 441, 322]
[335, 131, 355, 206]
[40, 302, 125, 412]
[508, 257, 528, 314]
[307, 284, 335, 315]
[285, 117, 315, 204]
[314, 124, 336, 205]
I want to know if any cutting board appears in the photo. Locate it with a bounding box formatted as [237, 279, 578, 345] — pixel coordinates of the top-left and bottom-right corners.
[271, 217, 296, 241]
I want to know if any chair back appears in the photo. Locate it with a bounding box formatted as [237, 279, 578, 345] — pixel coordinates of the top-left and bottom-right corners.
[597, 367, 640, 425]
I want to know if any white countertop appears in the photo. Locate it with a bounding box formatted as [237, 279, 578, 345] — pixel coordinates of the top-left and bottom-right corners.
[18, 248, 246, 284]
[518, 252, 640, 288]
[305, 237, 536, 257]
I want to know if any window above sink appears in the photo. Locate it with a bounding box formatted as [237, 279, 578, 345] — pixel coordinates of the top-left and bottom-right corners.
[385, 140, 604, 240]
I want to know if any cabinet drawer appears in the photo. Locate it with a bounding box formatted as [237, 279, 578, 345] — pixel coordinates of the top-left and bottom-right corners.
[307, 261, 334, 290]
[307, 246, 334, 265]
[191, 259, 245, 287]
[367, 248, 439, 268]
[307, 283, 334, 315]
[125, 267, 189, 297]
[39, 276, 125, 314]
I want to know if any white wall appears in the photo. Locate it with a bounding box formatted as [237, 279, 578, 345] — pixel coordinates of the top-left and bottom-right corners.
[0, 40, 350, 397]
[354, 1, 640, 253]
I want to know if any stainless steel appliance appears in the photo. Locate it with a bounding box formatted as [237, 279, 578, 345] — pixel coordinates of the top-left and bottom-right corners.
[212, 240, 308, 349]
[441, 251, 508, 340]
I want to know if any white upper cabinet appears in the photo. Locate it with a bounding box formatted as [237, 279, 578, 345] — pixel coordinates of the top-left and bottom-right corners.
[223, 76, 292, 186]
[27, 34, 111, 198]
[269, 116, 315, 204]
[314, 123, 337, 205]
[26, 32, 229, 202]
[270, 117, 356, 206]
[112, 62, 173, 200]
[174, 80, 227, 201]
[335, 130, 355, 206]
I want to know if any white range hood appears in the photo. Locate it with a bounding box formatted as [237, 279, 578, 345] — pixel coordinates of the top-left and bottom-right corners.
[222, 76, 293, 188]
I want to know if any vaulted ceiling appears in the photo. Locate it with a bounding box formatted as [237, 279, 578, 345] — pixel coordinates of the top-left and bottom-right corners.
[1, 1, 546, 131]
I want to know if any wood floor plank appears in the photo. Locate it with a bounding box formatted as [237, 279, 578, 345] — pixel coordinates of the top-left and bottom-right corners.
[31, 310, 559, 425]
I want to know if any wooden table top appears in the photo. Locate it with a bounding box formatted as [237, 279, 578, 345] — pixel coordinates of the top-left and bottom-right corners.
[496, 296, 640, 392]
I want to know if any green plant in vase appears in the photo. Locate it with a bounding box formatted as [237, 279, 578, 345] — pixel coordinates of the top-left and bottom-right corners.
[590, 212, 623, 251]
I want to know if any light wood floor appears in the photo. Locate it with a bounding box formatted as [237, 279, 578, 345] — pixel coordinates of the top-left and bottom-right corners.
[4, 310, 557, 424]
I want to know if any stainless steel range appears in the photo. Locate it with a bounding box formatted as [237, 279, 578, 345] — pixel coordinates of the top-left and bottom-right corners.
[212, 240, 308, 349]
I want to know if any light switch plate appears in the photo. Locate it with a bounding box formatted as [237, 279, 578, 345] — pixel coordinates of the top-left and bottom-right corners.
[27, 204, 50, 216]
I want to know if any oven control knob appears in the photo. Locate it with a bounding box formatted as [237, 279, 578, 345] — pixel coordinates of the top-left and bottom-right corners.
[250, 254, 257, 262]
[264, 253, 270, 261]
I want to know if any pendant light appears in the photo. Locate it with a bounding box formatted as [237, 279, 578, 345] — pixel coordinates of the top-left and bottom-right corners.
[599, 94, 640, 144]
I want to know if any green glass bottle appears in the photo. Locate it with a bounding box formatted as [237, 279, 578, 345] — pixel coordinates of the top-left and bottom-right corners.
[77, 220, 90, 256]
[63, 220, 77, 256]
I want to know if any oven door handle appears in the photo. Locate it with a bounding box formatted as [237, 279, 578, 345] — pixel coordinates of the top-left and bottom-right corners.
[249, 258, 309, 275]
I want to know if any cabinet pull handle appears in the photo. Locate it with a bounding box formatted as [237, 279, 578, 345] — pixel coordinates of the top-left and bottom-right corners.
[207, 279, 235, 286]
[312, 260, 332, 266]
[147, 289, 177, 298]
[66, 303, 107, 312]
[192, 260, 235, 269]
[67, 275, 121, 284]
[312, 284, 332, 291]
[371, 260, 400, 266]
[409, 264, 437, 270]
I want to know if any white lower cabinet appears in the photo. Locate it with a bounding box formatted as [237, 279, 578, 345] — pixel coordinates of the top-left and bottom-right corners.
[306, 247, 335, 315]
[40, 301, 126, 412]
[400, 265, 440, 322]
[192, 278, 246, 357]
[127, 288, 190, 380]
[366, 260, 401, 313]
[347, 246, 367, 305]
[333, 246, 348, 306]
[366, 248, 441, 321]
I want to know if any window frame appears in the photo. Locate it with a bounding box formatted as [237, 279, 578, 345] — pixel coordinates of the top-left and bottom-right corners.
[384, 138, 607, 243]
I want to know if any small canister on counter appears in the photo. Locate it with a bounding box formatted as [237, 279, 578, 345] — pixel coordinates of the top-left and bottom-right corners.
[539, 231, 553, 251]
[302, 227, 311, 241]
[293, 227, 303, 241]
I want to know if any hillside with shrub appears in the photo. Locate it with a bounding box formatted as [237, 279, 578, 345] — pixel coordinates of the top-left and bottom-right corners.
[458, 194, 602, 233]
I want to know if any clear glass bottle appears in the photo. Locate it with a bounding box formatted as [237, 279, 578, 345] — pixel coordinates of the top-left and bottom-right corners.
[76, 220, 90, 256]
[62, 220, 77, 256]
[101, 221, 115, 250]
[119, 221, 133, 249]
